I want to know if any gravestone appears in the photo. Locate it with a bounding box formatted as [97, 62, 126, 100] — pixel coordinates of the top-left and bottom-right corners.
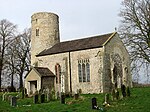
[92, 97, 97, 109]
[57, 92, 60, 99]
[46, 93, 50, 102]
[34, 94, 38, 104]
[60, 94, 65, 104]
[74, 94, 79, 100]
[8, 95, 13, 102]
[127, 86, 130, 97]
[112, 89, 116, 101]
[115, 90, 119, 100]
[121, 84, 126, 97]
[11, 96, 17, 107]
[2, 93, 6, 101]
[41, 94, 45, 103]
[105, 94, 109, 103]
[103, 94, 110, 107]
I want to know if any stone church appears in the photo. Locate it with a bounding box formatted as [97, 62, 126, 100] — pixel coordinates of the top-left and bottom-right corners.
[24, 12, 132, 95]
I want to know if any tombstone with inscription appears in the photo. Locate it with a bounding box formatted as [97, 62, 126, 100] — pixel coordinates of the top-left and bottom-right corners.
[92, 97, 97, 109]
[11, 96, 17, 107]
[34, 94, 38, 104]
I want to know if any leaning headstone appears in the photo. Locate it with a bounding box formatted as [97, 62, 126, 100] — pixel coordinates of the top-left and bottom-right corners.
[60, 94, 65, 104]
[121, 84, 126, 97]
[11, 96, 17, 107]
[41, 94, 45, 103]
[34, 94, 38, 104]
[92, 97, 97, 109]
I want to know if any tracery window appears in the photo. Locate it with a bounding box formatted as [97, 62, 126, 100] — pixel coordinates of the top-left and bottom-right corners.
[78, 59, 90, 82]
[55, 63, 61, 84]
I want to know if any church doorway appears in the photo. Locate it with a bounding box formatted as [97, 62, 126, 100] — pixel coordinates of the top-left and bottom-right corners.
[29, 80, 37, 94]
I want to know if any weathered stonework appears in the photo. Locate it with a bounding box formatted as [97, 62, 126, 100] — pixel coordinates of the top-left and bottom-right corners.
[103, 33, 132, 92]
[31, 12, 60, 65]
[24, 69, 41, 94]
[25, 12, 132, 95]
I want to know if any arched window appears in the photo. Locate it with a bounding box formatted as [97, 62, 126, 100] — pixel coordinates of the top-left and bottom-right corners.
[78, 59, 90, 83]
[82, 64, 86, 82]
[78, 64, 82, 82]
[36, 28, 39, 36]
[86, 63, 90, 82]
[55, 64, 61, 84]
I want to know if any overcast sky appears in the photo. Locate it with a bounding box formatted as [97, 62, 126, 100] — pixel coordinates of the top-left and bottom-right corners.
[0, 0, 123, 41]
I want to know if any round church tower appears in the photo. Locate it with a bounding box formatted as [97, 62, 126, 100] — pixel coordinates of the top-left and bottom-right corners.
[31, 12, 60, 65]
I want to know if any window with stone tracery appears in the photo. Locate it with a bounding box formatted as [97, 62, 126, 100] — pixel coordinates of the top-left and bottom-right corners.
[78, 59, 90, 82]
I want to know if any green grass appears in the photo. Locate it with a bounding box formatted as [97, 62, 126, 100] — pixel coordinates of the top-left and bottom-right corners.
[0, 87, 150, 112]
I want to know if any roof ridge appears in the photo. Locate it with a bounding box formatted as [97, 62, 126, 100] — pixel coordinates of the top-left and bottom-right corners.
[59, 32, 114, 44]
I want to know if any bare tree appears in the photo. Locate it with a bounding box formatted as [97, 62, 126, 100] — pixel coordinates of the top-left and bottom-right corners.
[5, 28, 31, 90]
[0, 19, 17, 89]
[119, 0, 150, 83]
[14, 29, 31, 89]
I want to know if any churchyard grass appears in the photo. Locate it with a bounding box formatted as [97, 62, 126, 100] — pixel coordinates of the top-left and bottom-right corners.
[0, 87, 150, 112]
